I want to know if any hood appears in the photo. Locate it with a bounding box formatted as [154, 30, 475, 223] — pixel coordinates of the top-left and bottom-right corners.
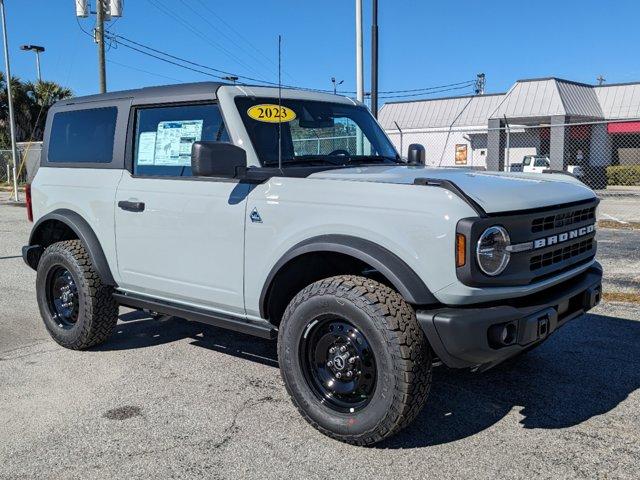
[309, 166, 596, 214]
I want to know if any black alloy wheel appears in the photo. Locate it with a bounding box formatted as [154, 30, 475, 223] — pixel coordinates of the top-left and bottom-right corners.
[46, 266, 79, 329]
[300, 318, 377, 413]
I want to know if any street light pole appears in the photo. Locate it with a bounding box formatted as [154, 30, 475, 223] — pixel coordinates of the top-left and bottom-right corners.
[20, 44, 45, 82]
[0, 0, 20, 201]
[371, 0, 379, 118]
[355, 0, 364, 104]
[34, 49, 41, 81]
[331, 77, 343, 95]
[355, 0, 364, 154]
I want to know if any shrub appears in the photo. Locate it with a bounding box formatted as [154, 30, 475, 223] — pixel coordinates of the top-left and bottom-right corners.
[606, 165, 640, 186]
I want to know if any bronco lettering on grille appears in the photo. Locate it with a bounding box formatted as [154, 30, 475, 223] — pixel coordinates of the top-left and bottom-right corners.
[532, 224, 595, 250]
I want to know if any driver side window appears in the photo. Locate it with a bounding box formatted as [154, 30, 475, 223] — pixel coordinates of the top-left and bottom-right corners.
[133, 103, 229, 177]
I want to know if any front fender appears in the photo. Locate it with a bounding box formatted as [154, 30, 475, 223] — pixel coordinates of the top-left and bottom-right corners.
[259, 234, 439, 318]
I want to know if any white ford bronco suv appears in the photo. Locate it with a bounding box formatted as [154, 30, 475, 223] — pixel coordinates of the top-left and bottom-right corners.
[23, 82, 602, 445]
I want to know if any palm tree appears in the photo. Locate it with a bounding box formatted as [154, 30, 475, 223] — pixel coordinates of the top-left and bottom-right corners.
[24, 80, 73, 141]
[0, 73, 73, 147]
[0, 72, 31, 147]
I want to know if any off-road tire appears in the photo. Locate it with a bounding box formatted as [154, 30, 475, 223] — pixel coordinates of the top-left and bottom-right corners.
[36, 240, 118, 349]
[278, 275, 432, 446]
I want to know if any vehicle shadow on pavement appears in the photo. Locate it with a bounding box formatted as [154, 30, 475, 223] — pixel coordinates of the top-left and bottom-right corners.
[379, 312, 640, 449]
[96, 310, 640, 449]
[95, 309, 279, 368]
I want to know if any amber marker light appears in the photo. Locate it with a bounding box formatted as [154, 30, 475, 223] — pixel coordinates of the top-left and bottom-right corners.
[456, 233, 466, 267]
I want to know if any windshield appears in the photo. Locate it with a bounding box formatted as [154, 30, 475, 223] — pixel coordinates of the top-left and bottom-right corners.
[235, 97, 400, 167]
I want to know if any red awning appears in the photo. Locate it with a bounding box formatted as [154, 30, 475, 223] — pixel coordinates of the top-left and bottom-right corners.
[608, 121, 640, 134]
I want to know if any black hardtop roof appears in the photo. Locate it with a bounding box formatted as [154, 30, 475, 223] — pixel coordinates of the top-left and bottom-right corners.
[56, 81, 229, 106]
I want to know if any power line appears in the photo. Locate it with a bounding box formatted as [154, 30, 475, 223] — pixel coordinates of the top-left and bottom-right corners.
[107, 33, 284, 85]
[83, 19, 480, 101]
[106, 59, 183, 82]
[144, 0, 266, 78]
[192, 0, 278, 69]
[176, 0, 283, 79]
[378, 82, 476, 99]
[377, 80, 476, 95]
[337, 80, 476, 96]
[105, 36, 224, 79]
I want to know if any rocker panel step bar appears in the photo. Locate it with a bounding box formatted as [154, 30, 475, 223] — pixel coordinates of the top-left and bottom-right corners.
[113, 292, 277, 340]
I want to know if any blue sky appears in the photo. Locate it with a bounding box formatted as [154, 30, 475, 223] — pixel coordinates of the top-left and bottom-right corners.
[4, 0, 640, 100]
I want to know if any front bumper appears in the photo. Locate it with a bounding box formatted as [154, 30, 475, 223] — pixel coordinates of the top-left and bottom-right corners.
[417, 263, 602, 371]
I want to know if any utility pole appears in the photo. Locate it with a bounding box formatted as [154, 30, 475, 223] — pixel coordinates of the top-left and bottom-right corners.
[355, 0, 364, 104]
[96, 0, 107, 93]
[596, 75, 606, 86]
[76, 1, 123, 93]
[371, 0, 379, 118]
[20, 44, 45, 82]
[0, 0, 19, 201]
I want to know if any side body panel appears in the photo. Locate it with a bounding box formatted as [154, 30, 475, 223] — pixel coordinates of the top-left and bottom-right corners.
[114, 172, 248, 315]
[243, 177, 477, 320]
[31, 96, 132, 284]
[30, 167, 124, 283]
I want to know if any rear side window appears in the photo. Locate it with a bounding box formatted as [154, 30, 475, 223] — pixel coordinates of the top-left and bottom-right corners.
[133, 103, 229, 177]
[48, 107, 117, 164]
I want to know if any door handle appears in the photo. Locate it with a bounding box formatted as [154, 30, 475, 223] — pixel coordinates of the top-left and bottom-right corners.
[118, 200, 145, 212]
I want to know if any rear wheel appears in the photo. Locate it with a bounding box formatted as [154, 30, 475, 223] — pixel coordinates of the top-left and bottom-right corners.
[278, 275, 432, 445]
[36, 240, 118, 349]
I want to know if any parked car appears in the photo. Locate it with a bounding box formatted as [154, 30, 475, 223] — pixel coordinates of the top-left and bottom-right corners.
[22, 82, 602, 445]
[522, 155, 551, 173]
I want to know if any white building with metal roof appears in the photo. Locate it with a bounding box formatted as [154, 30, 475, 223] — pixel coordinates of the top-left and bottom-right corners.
[379, 78, 640, 181]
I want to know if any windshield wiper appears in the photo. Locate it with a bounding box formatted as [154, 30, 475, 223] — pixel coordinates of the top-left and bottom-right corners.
[263, 155, 403, 168]
[346, 155, 403, 165]
[263, 157, 343, 167]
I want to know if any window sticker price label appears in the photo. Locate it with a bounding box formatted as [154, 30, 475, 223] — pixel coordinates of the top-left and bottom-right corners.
[247, 104, 296, 123]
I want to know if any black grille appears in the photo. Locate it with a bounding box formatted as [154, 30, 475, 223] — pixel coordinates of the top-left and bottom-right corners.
[531, 206, 596, 233]
[530, 238, 594, 271]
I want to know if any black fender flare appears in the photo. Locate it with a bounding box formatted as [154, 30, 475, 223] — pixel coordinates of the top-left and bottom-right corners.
[28, 209, 117, 286]
[259, 234, 438, 317]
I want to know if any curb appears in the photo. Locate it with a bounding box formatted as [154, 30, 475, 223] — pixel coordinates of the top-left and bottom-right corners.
[596, 192, 640, 199]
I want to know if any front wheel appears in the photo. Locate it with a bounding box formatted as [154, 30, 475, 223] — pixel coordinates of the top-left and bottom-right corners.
[278, 275, 432, 445]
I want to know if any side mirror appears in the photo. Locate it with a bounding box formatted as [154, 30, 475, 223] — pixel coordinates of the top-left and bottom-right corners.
[407, 144, 426, 165]
[191, 141, 247, 178]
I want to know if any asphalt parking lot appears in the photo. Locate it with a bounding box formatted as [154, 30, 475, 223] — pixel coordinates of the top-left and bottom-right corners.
[1, 201, 639, 480]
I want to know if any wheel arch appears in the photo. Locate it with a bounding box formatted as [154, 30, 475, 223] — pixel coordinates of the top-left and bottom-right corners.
[27, 209, 116, 286]
[259, 234, 438, 324]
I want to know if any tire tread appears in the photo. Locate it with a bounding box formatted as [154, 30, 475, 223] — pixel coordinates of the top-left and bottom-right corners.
[279, 275, 432, 445]
[38, 240, 118, 350]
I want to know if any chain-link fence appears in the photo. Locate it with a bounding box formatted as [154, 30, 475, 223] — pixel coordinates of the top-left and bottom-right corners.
[0, 143, 43, 186]
[293, 135, 358, 156]
[385, 119, 640, 225]
[386, 119, 640, 190]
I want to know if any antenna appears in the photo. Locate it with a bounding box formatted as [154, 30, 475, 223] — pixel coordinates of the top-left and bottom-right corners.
[278, 34, 282, 171]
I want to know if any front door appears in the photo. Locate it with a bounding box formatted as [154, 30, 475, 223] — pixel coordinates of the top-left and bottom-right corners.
[114, 102, 247, 315]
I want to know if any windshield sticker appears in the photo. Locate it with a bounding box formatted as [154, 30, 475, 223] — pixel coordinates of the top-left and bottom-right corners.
[247, 104, 296, 123]
[152, 119, 204, 166]
[136, 131, 157, 166]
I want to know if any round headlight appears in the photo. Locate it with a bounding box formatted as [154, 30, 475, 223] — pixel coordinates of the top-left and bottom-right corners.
[476, 226, 511, 276]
